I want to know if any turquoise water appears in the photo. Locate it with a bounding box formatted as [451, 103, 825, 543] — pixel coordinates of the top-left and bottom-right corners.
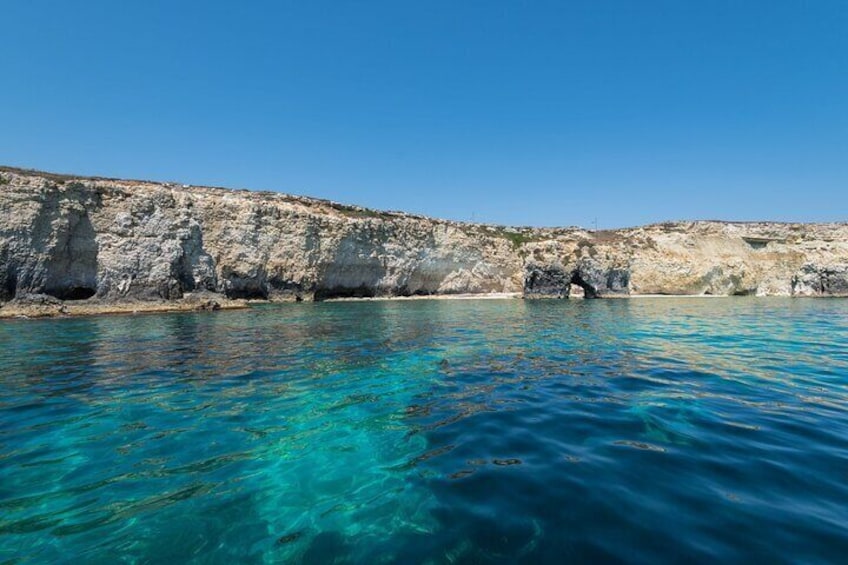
[2, 298, 848, 563]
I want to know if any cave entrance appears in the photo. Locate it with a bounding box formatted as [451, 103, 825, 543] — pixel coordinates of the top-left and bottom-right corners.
[56, 286, 97, 301]
[225, 287, 269, 300]
[313, 285, 376, 301]
[570, 272, 598, 299]
[1, 269, 16, 302]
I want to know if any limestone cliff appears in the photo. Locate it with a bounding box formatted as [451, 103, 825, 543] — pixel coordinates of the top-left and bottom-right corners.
[1, 167, 846, 314]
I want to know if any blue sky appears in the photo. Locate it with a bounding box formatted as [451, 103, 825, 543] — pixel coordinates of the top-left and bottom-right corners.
[1, 1, 846, 228]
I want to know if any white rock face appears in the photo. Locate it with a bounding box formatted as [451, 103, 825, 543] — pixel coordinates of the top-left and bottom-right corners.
[0, 169, 522, 302]
[1, 168, 846, 305]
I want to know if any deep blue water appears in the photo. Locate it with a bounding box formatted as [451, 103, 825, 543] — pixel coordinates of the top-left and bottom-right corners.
[1, 298, 848, 564]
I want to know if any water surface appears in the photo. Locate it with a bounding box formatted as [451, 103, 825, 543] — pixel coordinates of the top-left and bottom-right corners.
[2, 298, 848, 563]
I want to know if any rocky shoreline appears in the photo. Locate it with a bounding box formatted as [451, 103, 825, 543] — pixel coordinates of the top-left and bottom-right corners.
[0, 292, 248, 319]
[1, 166, 847, 318]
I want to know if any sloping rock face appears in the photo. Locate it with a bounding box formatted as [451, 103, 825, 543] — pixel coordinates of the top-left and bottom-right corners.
[1, 167, 847, 308]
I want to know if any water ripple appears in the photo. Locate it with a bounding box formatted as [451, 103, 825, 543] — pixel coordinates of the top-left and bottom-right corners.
[1, 298, 848, 562]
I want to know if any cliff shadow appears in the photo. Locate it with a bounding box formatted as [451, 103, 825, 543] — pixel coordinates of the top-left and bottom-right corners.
[523, 264, 570, 298]
[44, 211, 99, 300]
[175, 223, 217, 296]
[221, 266, 270, 300]
[0, 246, 16, 301]
[311, 233, 388, 300]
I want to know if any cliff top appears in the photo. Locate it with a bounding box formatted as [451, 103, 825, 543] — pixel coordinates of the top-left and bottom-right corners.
[2, 165, 845, 235]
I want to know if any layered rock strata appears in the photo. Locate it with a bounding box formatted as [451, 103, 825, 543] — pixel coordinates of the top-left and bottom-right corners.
[1, 167, 846, 316]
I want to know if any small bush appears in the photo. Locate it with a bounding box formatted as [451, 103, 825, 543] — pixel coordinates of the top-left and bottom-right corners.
[494, 229, 543, 249]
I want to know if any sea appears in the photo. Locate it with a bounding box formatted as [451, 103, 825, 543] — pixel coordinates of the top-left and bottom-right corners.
[1, 298, 847, 563]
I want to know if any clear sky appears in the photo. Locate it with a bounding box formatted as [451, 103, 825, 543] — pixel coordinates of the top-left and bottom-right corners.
[1, 1, 846, 228]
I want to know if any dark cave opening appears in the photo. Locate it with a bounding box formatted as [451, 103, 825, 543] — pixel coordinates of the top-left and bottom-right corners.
[225, 287, 269, 300]
[313, 286, 376, 301]
[54, 286, 97, 301]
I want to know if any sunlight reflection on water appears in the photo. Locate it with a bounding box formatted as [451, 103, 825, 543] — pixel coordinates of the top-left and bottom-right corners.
[1, 298, 848, 562]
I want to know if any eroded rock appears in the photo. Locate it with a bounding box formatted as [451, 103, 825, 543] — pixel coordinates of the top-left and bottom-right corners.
[1, 167, 846, 311]
[792, 264, 848, 296]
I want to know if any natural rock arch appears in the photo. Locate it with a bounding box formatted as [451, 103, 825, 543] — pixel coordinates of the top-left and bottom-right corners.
[570, 271, 599, 298]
